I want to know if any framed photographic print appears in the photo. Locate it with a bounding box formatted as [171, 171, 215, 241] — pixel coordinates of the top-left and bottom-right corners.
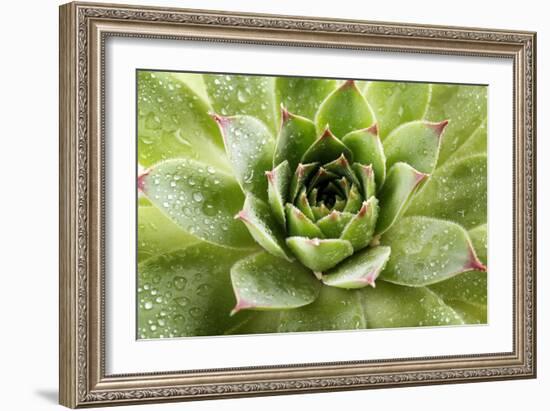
[59, 2, 537, 408]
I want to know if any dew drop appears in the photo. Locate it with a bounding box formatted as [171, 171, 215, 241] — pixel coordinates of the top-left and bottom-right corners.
[192, 192, 204, 202]
[174, 276, 187, 290]
[237, 89, 250, 103]
[175, 297, 189, 307]
[189, 307, 202, 319]
[196, 284, 211, 296]
[202, 202, 216, 216]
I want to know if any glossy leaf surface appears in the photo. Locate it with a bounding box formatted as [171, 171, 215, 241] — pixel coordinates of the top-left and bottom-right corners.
[141, 158, 254, 248]
[315, 81, 375, 137]
[231, 252, 320, 313]
[138, 244, 253, 338]
[380, 216, 485, 286]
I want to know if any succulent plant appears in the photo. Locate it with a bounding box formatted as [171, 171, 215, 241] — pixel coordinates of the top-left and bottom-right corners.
[137, 71, 488, 338]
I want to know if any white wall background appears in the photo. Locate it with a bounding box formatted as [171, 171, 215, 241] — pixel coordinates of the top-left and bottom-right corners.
[0, 0, 546, 409]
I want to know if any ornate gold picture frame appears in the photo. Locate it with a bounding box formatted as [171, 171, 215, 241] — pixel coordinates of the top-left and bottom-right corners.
[59, 1, 536, 408]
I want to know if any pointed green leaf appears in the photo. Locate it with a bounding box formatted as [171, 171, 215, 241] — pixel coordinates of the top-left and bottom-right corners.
[376, 162, 427, 235]
[141, 159, 254, 248]
[266, 160, 291, 227]
[289, 162, 318, 203]
[213, 115, 275, 200]
[315, 80, 375, 138]
[228, 286, 367, 334]
[324, 154, 360, 187]
[236, 194, 293, 261]
[276, 77, 338, 120]
[137, 206, 198, 263]
[316, 211, 354, 238]
[308, 166, 338, 188]
[352, 163, 376, 198]
[308, 187, 318, 205]
[405, 154, 487, 229]
[425, 84, 487, 165]
[384, 120, 448, 174]
[285, 204, 325, 238]
[230, 252, 320, 314]
[322, 246, 391, 289]
[335, 176, 350, 197]
[286, 237, 353, 272]
[278, 286, 367, 332]
[301, 128, 354, 165]
[342, 125, 386, 187]
[360, 281, 464, 328]
[365, 81, 431, 139]
[274, 108, 318, 170]
[296, 187, 315, 221]
[137, 71, 228, 169]
[429, 224, 487, 324]
[343, 184, 363, 213]
[340, 198, 379, 250]
[204, 73, 279, 134]
[311, 203, 331, 221]
[138, 243, 254, 338]
[380, 216, 486, 286]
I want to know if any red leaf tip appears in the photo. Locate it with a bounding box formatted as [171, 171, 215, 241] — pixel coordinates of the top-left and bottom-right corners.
[414, 171, 429, 185]
[265, 170, 275, 183]
[337, 153, 349, 166]
[366, 122, 379, 136]
[357, 163, 373, 177]
[210, 113, 231, 128]
[230, 299, 252, 316]
[473, 261, 488, 272]
[294, 208, 306, 219]
[317, 167, 328, 177]
[137, 168, 151, 192]
[341, 79, 356, 89]
[365, 270, 378, 288]
[280, 104, 291, 122]
[234, 210, 249, 222]
[467, 248, 487, 272]
[328, 210, 340, 220]
[320, 126, 335, 139]
[296, 163, 306, 177]
[358, 201, 370, 217]
[307, 238, 321, 246]
[428, 119, 450, 137]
